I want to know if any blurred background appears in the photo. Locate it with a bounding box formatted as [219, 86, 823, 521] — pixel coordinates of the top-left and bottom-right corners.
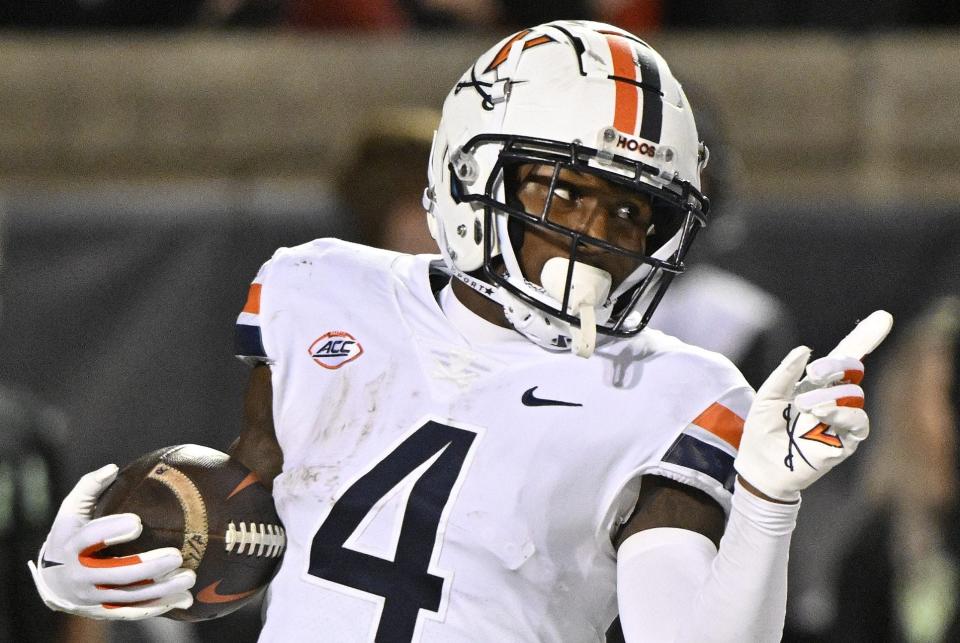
[0, 1, 958, 642]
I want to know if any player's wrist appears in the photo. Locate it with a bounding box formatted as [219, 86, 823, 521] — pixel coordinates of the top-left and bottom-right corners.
[735, 474, 800, 504]
[731, 478, 800, 537]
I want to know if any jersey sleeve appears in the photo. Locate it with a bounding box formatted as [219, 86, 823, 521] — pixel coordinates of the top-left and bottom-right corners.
[599, 383, 753, 543]
[649, 385, 752, 513]
[235, 260, 272, 366]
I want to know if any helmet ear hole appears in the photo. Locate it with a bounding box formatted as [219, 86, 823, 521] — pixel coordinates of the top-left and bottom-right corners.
[451, 148, 480, 184]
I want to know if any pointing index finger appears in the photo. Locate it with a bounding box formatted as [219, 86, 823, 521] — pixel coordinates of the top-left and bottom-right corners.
[828, 310, 894, 359]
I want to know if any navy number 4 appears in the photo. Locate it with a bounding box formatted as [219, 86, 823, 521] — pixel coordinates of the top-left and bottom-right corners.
[308, 420, 479, 642]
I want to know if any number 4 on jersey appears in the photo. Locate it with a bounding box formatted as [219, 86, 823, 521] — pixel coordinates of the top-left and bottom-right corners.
[308, 421, 479, 642]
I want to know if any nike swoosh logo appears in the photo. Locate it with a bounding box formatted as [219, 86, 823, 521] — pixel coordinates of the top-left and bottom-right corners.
[196, 580, 258, 604]
[522, 386, 582, 407]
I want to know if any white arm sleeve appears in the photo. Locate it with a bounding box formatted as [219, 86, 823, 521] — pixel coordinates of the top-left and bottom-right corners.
[617, 479, 800, 643]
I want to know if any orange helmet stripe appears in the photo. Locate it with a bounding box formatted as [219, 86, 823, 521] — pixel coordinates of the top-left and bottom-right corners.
[604, 35, 639, 136]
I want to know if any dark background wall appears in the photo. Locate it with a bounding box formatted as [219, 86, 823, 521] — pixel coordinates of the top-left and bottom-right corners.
[0, 186, 350, 482]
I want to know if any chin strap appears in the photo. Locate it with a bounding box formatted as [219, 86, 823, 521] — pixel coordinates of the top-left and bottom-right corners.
[441, 258, 614, 358]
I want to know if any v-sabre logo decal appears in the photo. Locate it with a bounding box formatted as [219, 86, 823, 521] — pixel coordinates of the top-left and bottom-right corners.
[484, 30, 556, 73]
[308, 331, 364, 369]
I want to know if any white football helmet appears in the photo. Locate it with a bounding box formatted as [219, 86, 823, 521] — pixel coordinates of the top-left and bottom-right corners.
[424, 20, 709, 357]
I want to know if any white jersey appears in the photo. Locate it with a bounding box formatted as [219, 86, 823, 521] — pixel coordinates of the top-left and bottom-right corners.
[234, 239, 753, 643]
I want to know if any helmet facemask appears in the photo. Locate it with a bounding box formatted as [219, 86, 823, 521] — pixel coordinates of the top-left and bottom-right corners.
[449, 133, 707, 355]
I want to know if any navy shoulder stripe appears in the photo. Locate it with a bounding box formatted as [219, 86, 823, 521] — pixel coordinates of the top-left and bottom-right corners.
[662, 434, 736, 493]
[235, 324, 266, 359]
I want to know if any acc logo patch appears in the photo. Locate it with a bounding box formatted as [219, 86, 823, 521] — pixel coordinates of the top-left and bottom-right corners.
[308, 331, 364, 369]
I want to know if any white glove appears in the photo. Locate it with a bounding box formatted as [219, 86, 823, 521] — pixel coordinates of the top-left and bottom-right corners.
[28, 463, 196, 620]
[735, 311, 893, 502]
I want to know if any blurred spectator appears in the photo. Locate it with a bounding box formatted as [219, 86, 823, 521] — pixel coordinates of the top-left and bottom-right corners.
[650, 88, 796, 389]
[1, 0, 281, 28]
[594, 0, 662, 34]
[0, 384, 78, 641]
[284, 0, 593, 31]
[335, 106, 439, 253]
[2, 0, 958, 28]
[495, 1, 592, 29]
[283, 0, 409, 31]
[831, 296, 960, 642]
[660, 0, 960, 29]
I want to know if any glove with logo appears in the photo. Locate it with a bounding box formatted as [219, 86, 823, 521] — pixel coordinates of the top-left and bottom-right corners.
[28, 464, 196, 620]
[735, 310, 894, 503]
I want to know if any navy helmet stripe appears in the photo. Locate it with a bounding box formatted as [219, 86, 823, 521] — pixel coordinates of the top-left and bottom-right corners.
[633, 47, 663, 143]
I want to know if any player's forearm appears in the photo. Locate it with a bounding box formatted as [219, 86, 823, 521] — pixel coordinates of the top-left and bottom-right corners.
[617, 479, 799, 642]
[679, 479, 797, 642]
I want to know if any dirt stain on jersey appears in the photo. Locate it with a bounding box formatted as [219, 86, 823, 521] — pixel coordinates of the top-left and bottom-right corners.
[354, 362, 396, 447]
[274, 463, 340, 502]
[363, 369, 390, 415]
[311, 377, 353, 447]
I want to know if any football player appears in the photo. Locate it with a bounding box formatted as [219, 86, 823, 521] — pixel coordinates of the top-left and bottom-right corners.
[29, 20, 891, 642]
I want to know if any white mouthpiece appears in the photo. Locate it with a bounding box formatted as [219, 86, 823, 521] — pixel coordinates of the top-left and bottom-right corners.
[540, 258, 612, 310]
[541, 258, 612, 358]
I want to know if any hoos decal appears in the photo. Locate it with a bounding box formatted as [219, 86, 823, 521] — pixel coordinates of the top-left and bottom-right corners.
[308, 331, 364, 369]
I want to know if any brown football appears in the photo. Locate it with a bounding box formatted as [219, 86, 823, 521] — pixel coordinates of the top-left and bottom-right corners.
[92, 444, 285, 621]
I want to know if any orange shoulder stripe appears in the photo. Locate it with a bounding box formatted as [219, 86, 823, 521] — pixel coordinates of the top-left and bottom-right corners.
[691, 402, 744, 451]
[242, 283, 262, 315]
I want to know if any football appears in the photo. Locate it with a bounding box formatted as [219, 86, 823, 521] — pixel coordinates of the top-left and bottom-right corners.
[92, 444, 285, 621]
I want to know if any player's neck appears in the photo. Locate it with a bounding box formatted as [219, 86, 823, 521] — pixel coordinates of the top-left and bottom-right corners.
[450, 278, 512, 330]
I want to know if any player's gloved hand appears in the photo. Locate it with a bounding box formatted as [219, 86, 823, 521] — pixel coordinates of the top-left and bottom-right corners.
[28, 463, 196, 620]
[735, 311, 893, 503]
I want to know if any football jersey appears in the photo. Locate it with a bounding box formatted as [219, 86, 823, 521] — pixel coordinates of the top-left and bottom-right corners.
[234, 239, 753, 643]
